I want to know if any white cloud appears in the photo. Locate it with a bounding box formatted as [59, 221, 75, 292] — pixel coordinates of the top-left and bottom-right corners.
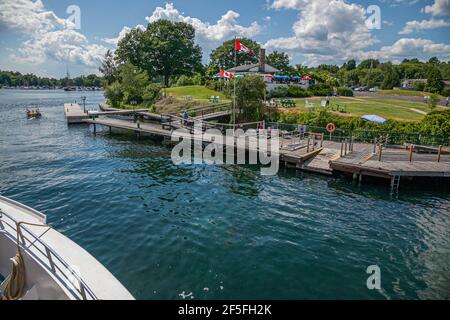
[265, 0, 377, 65]
[0, 0, 107, 71]
[145, 3, 261, 49]
[423, 0, 450, 16]
[399, 18, 450, 34]
[357, 38, 450, 61]
[102, 25, 146, 45]
[0, 0, 74, 33]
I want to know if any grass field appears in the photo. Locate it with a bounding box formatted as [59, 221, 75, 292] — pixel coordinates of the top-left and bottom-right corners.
[376, 90, 442, 98]
[165, 86, 229, 101]
[289, 96, 444, 121]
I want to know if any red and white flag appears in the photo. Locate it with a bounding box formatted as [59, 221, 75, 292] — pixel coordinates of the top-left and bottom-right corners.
[220, 69, 234, 79]
[235, 39, 255, 55]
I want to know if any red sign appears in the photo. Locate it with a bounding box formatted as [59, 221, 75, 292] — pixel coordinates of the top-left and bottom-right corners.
[326, 123, 336, 133]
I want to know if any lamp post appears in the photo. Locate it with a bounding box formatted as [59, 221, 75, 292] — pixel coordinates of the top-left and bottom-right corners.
[81, 96, 87, 113]
[131, 100, 137, 123]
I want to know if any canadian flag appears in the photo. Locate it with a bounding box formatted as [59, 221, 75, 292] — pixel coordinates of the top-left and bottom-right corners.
[220, 69, 234, 79]
[235, 39, 255, 55]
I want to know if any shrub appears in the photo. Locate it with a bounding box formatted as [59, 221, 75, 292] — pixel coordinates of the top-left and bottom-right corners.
[269, 86, 288, 98]
[412, 81, 426, 92]
[176, 75, 194, 86]
[309, 83, 333, 96]
[287, 86, 310, 98]
[104, 81, 124, 107]
[441, 88, 450, 97]
[143, 83, 163, 107]
[428, 94, 439, 111]
[337, 87, 354, 97]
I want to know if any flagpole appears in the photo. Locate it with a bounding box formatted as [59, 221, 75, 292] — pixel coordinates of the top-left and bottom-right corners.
[233, 36, 237, 129]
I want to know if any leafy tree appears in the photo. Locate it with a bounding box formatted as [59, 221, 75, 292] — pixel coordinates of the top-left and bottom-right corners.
[115, 21, 202, 87]
[176, 75, 194, 86]
[425, 67, 444, 94]
[381, 67, 400, 89]
[342, 59, 356, 71]
[226, 75, 266, 122]
[144, 20, 202, 86]
[428, 94, 440, 111]
[210, 38, 260, 70]
[99, 50, 117, 85]
[115, 28, 147, 71]
[358, 59, 380, 70]
[266, 51, 291, 73]
[143, 83, 162, 107]
[105, 81, 124, 107]
[428, 57, 440, 65]
[118, 63, 149, 104]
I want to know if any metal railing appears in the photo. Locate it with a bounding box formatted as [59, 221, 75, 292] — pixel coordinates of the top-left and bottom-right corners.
[0, 209, 97, 300]
[267, 122, 449, 146]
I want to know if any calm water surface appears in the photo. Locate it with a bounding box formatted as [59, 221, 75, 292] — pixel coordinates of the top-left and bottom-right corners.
[0, 90, 449, 300]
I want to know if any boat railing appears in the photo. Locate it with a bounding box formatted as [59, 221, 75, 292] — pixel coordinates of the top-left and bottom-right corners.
[0, 209, 97, 300]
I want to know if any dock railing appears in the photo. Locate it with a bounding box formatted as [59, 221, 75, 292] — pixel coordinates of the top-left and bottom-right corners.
[267, 122, 449, 146]
[0, 209, 97, 300]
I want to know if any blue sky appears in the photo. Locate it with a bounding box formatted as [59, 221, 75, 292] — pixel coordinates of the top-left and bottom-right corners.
[0, 0, 449, 78]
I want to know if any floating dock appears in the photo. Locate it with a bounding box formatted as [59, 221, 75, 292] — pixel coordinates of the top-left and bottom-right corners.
[64, 103, 89, 124]
[68, 104, 450, 192]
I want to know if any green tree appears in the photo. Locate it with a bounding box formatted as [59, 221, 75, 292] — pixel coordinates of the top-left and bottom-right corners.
[115, 21, 202, 87]
[210, 38, 260, 70]
[99, 50, 117, 85]
[342, 59, 356, 71]
[118, 63, 149, 104]
[115, 28, 147, 71]
[428, 94, 440, 111]
[266, 51, 291, 73]
[105, 81, 124, 107]
[145, 20, 202, 86]
[381, 67, 400, 89]
[425, 67, 444, 94]
[142, 83, 162, 107]
[226, 75, 266, 122]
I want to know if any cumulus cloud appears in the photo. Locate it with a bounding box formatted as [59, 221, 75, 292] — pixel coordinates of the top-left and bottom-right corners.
[357, 38, 450, 61]
[399, 18, 450, 34]
[423, 0, 450, 16]
[145, 3, 261, 49]
[265, 0, 377, 65]
[0, 0, 107, 69]
[102, 25, 145, 45]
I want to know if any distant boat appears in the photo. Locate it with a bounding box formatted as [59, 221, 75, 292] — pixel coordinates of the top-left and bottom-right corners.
[26, 107, 42, 119]
[63, 87, 76, 91]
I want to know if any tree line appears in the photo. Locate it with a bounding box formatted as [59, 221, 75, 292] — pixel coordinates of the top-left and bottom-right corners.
[0, 70, 104, 88]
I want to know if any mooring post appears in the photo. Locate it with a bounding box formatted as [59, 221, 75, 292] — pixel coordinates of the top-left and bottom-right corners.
[93, 123, 96, 134]
[409, 144, 413, 162]
[340, 140, 344, 157]
[307, 137, 310, 153]
[344, 139, 348, 155]
[373, 138, 377, 153]
[437, 145, 442, 163]
[378, 144, 383, 161]
[109, 126, 112, 134]
[320, 134, 324, 148]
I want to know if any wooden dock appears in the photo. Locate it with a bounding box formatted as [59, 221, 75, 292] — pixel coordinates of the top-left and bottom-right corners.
[64, 103, 89, 124]
[75, 109, 449, 192]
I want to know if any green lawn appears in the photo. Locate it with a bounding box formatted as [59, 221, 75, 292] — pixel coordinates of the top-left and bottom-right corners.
[377, 90, 441, 98]
[289, 96, 443, 121]
[165, 85, 229, 101]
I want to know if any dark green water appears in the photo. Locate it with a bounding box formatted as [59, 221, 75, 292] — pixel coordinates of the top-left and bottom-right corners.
[0, 90, 449, 300]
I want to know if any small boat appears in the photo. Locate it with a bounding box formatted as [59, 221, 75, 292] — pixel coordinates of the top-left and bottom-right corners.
[26, 108, 42, 119]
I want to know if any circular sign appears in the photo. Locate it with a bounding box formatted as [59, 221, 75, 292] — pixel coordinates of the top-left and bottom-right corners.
[326, 123, 336, 134]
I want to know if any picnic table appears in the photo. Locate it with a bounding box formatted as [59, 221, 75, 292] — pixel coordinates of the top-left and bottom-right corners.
[280, 99, 296, 108]
[209, 96, 220, 103]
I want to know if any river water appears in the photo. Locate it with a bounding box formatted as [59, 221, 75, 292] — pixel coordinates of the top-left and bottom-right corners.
[0, 89, 449, 300]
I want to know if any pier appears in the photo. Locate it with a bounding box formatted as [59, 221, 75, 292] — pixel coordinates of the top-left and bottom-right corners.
[66, 104, 450, 192]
